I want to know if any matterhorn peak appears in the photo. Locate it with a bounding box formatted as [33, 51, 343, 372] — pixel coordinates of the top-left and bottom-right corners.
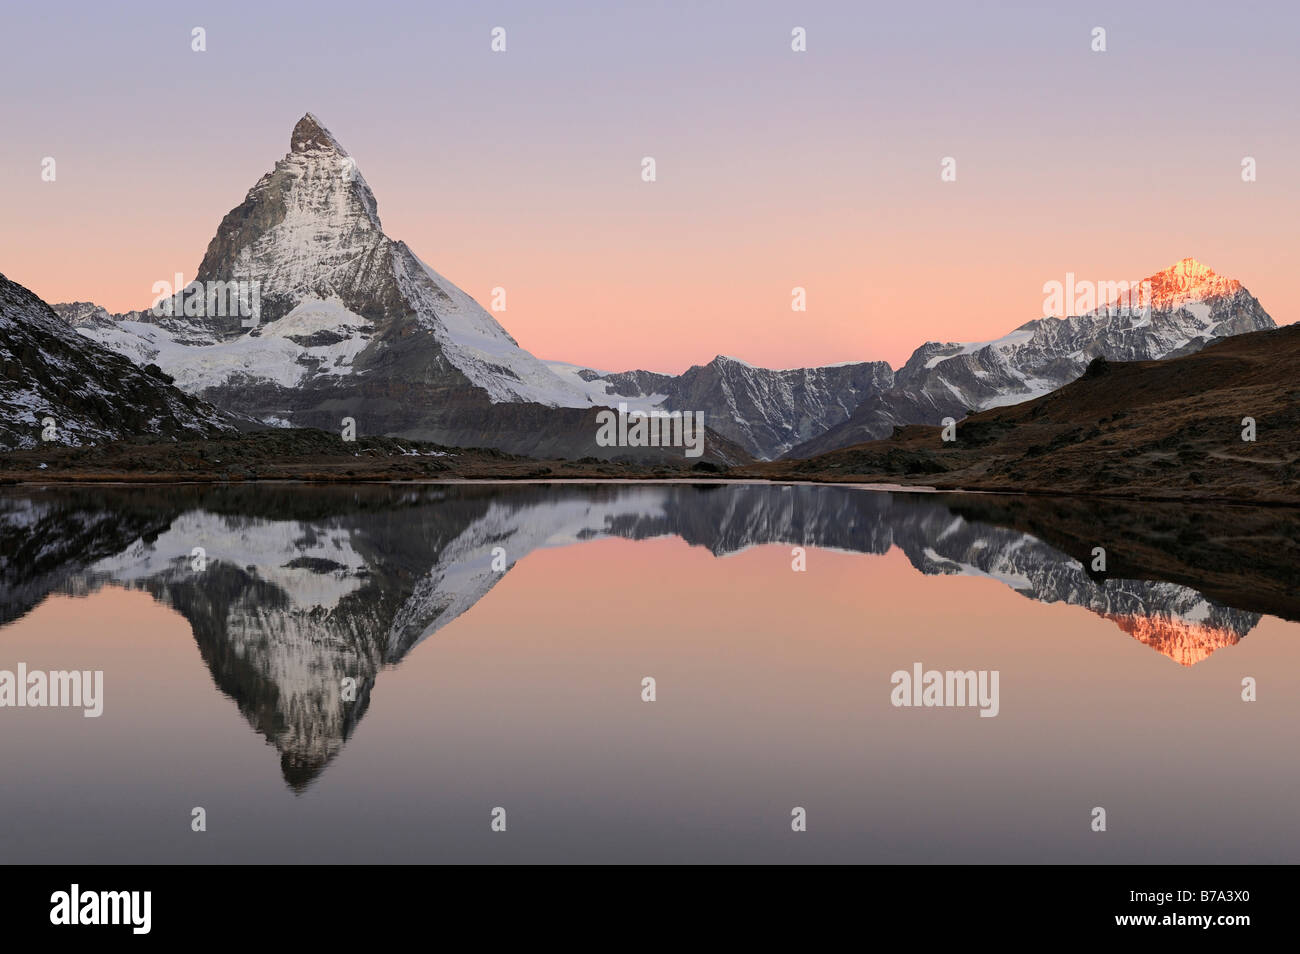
[290, 112, 349, 156]
[175, 112, 596, 413]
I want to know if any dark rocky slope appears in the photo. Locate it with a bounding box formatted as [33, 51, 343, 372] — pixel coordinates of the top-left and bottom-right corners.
[0, 272, 238, 451]
[746, 322, 1300, 504]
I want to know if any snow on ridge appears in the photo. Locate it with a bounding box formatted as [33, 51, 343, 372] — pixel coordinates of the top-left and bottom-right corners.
[388, 488, 672, 655]
[79, 295, 375, 392]
[393, 248, 593, 408]
[91, 511, 369, 612]
[924, 328, 1037, 369]
[543, 361, 668, 413]
[979, 377, 1054, 408]
[54, 111, 599, 415]
[1180, 301, 1212, 328]
[719, 355, 883, 373]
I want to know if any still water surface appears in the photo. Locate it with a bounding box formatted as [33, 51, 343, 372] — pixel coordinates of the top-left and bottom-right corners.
[1, 482, 1296, 862]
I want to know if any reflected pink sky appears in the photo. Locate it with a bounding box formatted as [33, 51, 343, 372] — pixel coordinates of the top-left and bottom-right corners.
[3, 535, 1297, 863]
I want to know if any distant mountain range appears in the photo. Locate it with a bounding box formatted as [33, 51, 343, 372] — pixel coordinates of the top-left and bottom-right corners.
[1, 113, 1273, 461]
[573, 257, 1274, 459]
[788, 258, 1274, 458]
[547, 355, 896, 460]
[748, 320, 1300, 504]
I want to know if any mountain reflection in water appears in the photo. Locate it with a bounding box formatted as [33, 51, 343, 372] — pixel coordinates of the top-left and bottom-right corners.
[1, 482, 1295, 791]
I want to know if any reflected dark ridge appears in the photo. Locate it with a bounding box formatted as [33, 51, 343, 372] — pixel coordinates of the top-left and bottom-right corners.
[1, 482, 1292, 789]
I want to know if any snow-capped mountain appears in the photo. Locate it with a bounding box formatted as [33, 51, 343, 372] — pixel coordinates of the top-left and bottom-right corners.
[0, 272, 237, 451]
[788, 258, 1274, 457]
[549, 258, 1270, 461]
[42, 117, 1273, 463]
[48, 114, 754, 462]
[193, 114, 592, 405]
[51, 114, 622, 449]
[549, 355, 895, 460]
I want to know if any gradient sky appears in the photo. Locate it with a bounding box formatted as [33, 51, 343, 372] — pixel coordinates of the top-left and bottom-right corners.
[2, 0, 1296, 372]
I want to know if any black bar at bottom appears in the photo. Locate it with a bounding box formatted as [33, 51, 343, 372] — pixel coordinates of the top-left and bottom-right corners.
[0, 864, 1279, 941]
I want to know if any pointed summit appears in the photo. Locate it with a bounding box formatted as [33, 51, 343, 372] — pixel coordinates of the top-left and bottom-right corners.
[172, 112, 595, 422]
[290, 112, 349, 156]
[1148, 257, 1219, 284]
[1142, 257, 1242, 310]
[194, 112, 392, 328]
[1168, 256, 1214, 276]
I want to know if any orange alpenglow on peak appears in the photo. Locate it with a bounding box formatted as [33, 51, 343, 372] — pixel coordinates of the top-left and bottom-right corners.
[1103, 613, 1244, 667]
[1141, 257, 1243, 310]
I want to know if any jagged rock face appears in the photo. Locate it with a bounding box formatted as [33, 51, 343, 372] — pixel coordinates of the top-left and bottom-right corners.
[788, 259, 1275, 458]
[659, 357, 894, 460]
[41, 123, 1273, 464]
[558, 356, 895, 460]
[586, 368, 675, 398]
[49, 113, 626, 455]
[0, 273, 237, 451]
[51, 301, 119, 331]
[194, 115, 403, 332]
[45, 115, 749, 463]
[51, 299, 227, 350]
[1144, 256, 1247, 311]
[561, 259, 1270, 461]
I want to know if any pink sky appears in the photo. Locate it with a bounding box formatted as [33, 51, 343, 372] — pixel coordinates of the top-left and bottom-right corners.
[1, 1, 1295, 372]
